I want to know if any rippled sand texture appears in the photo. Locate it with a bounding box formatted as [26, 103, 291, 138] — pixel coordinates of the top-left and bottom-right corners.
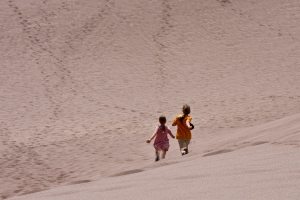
[1, 0, 300, 199]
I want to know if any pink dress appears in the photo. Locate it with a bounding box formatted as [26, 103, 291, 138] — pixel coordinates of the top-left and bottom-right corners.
[153, 126, 171, 151]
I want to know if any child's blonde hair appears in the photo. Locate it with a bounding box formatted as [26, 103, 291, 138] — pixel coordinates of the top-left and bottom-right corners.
[182, 104, 191, 115]
[159, 115, 166, 132]
[177, 104, 191, 123]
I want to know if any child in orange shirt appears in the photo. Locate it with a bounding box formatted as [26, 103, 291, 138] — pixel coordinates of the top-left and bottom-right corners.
[172, 104, 193, 155]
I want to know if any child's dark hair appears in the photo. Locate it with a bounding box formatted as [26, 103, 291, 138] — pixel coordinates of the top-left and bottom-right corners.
[159, 115, 166, 132]
[177, 104, 191, 123]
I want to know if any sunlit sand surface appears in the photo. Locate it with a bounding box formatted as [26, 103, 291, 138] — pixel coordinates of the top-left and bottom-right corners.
[1, 0, 300, 199]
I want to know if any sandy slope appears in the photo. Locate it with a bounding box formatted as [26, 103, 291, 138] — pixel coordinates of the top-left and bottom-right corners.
[8, 146, 300, 200]
[1, 0, 300, 199]
[7, 114, 300, 200]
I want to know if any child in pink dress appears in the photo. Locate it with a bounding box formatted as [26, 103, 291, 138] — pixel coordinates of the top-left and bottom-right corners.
[147, 116, 175, 161]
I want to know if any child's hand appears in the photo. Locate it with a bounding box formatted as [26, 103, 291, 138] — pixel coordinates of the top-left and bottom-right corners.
[146, 139, 151, 143]
[190, 123, 194, 130]
[171, 135, 175, 139]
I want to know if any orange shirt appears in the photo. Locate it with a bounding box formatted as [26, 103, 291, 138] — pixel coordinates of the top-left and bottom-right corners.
[173, 115, 192, 139]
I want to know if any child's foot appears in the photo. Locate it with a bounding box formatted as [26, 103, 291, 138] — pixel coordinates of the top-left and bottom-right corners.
[182, 152, 186, 156]
[156, 155, 160, 162]
[155, 153, 160, 162]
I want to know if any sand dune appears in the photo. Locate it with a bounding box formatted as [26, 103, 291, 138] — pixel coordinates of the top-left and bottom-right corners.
[1, 0, 300, 199]
[7, 114, 300, 200]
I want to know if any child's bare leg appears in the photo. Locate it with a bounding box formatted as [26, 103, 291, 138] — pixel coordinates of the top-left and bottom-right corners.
[155, 150, 160, 162]
[156, 150, 159, 157]
[184, 140, 190, 154]
[161, 150, 167, 159]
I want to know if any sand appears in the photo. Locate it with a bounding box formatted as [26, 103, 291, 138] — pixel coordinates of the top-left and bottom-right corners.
[1, 0, 300, 199]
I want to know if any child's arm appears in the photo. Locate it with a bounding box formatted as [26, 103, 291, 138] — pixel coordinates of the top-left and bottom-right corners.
[168, 130, 175, 139]
[172, 120, 177, 126]
[147, 130, 158, 143]
[186, 120, 192, 129]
